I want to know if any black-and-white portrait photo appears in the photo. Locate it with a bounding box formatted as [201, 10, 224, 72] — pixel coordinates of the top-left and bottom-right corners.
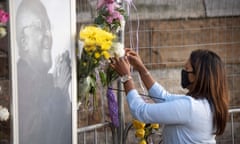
[13, 0, 73, 143]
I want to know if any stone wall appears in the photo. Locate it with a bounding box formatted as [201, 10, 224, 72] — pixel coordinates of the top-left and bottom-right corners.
[123, 17, 240, 143]
[124, 17, 240, 108]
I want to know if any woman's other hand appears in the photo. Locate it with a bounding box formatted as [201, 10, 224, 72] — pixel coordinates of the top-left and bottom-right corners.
[125, 48, 145, 72]
[110, 56, 131, 76]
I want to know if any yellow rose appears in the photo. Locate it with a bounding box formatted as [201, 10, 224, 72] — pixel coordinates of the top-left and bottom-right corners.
[135, 129, 145, 138]
[139, 139, 147, 144]
[132, 119, 146, 129]
[151, 123, 159, 129]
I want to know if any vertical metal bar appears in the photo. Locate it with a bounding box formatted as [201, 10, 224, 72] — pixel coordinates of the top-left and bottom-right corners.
[105, 127, 108, 144]
[70, 0, 78, 144]
[84, 132, 86, 144]
[9, 0, 19, 143]
[94, 129, 98, 144]
[111, 125, 117, 144]
[231, 113, 234, 144]
[116, 0, 125, 143]
[117, 80, 123, 144]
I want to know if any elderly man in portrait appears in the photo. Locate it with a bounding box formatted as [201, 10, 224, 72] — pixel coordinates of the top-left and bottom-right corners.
[15, 0, 72, 144]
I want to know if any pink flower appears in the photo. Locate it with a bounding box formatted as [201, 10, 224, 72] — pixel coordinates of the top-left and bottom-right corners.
[0, 9, 9, 24]
[97, 0, 105, 9]
[107, 3, 115, 14]
[97, 0, 114, 9]
[106, 9, 123, 24]
[106, 0, 114, 3]
[112, 11, 122, 20]
[106, 16, 113, 24]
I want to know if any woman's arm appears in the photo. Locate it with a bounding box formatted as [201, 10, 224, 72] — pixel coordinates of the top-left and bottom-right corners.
[127, 90, 192, 124]
[125, 48, 155, 90]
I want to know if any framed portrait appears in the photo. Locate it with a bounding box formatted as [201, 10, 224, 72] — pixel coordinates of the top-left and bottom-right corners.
[9, 0, 77, 144]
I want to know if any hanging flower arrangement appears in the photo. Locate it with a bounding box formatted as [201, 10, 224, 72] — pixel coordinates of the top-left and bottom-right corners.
[0, 8, 9, 122]
[0, 8, 9, 38]
[77, 0, 128, 127]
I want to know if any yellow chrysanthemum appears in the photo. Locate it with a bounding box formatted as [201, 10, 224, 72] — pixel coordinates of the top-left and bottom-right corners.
[101, 42, 112, 51]
[84, 39, 96, 46]
[135, 129, 145, 138]
[80, 26, 115, 40]
[101, 51, 110, 59]
[84, 46, 96, 53]
[79, 26, 96, 39]
[132, 119, 146, 129]
[97, 38, 113, 47]
[94, 52, 101, 59]
[139, 139, 147, 144]
[96, 37, 105, 46]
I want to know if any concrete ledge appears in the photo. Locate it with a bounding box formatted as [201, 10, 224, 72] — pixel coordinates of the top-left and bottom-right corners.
[205, 0, 240, 17]
[77, 0, 240, 21]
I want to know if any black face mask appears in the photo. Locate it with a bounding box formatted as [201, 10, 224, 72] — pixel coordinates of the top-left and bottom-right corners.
[181, 69, 194, 88]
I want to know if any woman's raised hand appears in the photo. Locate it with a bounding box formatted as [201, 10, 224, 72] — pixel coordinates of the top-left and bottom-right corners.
[110, 55, 131, 76]
[125, 48, 145, 72]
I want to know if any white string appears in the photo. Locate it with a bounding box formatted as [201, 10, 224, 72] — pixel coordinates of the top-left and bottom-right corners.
[127, 1, 147, 96]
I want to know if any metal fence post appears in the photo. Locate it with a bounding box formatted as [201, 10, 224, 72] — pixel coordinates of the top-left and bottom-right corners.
[116, 0, 125, 144]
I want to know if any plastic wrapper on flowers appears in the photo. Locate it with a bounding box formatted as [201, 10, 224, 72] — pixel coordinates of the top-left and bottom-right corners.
[77, 26, 119, 106]
[77, 0, 128, 127]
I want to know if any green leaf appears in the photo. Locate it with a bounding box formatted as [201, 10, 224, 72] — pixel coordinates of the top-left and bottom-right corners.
[99, 71, 107, 86]
[94, 16, 105, 25]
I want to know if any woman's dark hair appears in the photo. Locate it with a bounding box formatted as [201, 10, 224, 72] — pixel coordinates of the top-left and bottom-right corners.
[188, 49, 229, 135]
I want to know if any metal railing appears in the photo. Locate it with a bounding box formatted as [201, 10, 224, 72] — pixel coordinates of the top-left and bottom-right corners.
[76, 109, 240, 144]
[77, 122, 117, 144]
[228, 108, 240, 144]
[77, 108, 240, 144]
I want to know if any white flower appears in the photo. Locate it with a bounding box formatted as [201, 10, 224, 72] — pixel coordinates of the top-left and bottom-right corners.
[111, 42, 125, 57]
[0, 27, 7, 38]
[0, 105, 9, 121]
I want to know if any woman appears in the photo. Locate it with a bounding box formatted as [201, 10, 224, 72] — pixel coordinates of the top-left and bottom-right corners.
[110, 49, 229, 143]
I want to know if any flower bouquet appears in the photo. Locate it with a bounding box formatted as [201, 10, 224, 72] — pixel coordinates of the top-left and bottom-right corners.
[0, 8, 9, 39]
[0, 8, 9, 122]
[78, 25, 122, 106]
[77, 0, 128, 127]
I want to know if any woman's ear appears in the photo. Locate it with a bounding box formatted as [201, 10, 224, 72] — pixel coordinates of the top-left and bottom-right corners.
[189, 73, 195, 83]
